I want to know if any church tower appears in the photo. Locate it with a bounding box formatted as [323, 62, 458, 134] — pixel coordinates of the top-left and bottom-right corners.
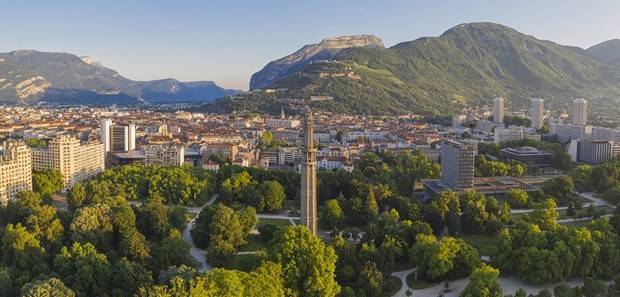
[281, 106, 286, 120]
[301, 108, 318, 235]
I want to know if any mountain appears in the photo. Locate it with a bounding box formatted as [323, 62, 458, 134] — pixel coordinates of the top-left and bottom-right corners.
[0, 50, 239, 104]
[249, 35, 384, 90]
[588, 39, 620, 65]
[234, 23, 620, 115]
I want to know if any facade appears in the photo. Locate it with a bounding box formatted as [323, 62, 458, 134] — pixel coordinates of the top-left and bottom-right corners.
[493, 97, 504, 124]
[100, 119, 112, 153]
[101, 119, 136, 153]
[550, 124, 591, 143]
[200, 143, 238, 160]
[494, 127, 523, 144]
[573, 98, 588, 126]
[267, 119, 301, 129]
[300, 108, 318, 235]
[106, 150, 146, 168]
[440, 140, 475, 189]
[569, 139, 614, 165]
[592, 127, 620, 143]
[452, 115, 467, 128]
[0, 141, 32, 204]
[501, 146, 551, 167]
[31, 135, 105, 192]
[143, 144, 185, 166]
[531, 98, 544, 130]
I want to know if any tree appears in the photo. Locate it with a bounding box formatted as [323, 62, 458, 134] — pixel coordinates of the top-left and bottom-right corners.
[499, 202, 512, 223]
[254, 181, 285, 212]
[258, 224, 278, 243]
[119, 229, 151, 264]
[528, 199, 560, 231]
[53, 242, 111, 297]
[267, 226, 340, 297]
[570, 165, 593, 193]
[505, 189, 530, 208]
[25, 205, 64, 252]
[567, 202, 576, 217]
[582, 277, 607, 297]
[319, 199, 345, 229]
[67, 183, 86, 211]
[541, 176, 575, 204]
[553, 284, 574, 297]
[70, 204, 114, 251]
[1, 223, 45, 270]
[32, 168, 64, 198]
[111, 258, 153, 297]
[20, 278, 76, 297]
[167, 206, 189, 231]
[135, 200, 170, 241]
[220, 171, 254, 204]
[152, 229, 193, 273]
[459, 264, 502, 297]
[358, 261, 383, 297]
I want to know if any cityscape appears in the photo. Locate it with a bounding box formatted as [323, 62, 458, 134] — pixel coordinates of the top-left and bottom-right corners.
[2, 1, 620, 297]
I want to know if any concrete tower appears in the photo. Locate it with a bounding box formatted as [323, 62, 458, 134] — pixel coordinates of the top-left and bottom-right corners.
[531, 98, 544, 130]
[301, 108, 318, 235]
[573, 98, 588, 126]
[493, 97, 504, 124]
[281, 106, 286, 120]
[100, 119, 112, 153]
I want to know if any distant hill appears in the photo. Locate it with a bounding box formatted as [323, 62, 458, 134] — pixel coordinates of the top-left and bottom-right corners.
[231, 23, 620, 115]
[249, 35, 384, 90]
[0, 50, 239, 104]
[588, 39, 620, 65]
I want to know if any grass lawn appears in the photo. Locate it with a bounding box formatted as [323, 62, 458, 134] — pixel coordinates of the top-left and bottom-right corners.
[282, 200, 298, 210]
[256, 218, 292, 228]
[457, 234, 496, 256]
[406, 272, 438, 290]
[557, 205, 611, 220]
[381, 276, 402, 297]
[227, 253, 260, 272]
[292, 219, 300, 226]
[560, 220, 592, 230]
[392, 260, 416, 272]
[238, 234, 267, 252]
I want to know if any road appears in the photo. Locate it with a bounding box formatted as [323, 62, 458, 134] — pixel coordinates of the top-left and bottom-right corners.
[181, 194, 218, 272]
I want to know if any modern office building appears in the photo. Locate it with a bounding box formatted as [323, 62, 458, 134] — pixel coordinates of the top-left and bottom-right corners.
[573, 98, 588, 126]
[501, 146, 551, 167]
[0, 141, 32, 204]
[101, 119, 136, 153]
[592, 127, 620, 143]
[550, 124, 591, 143]
[100, 119, 112, 153]
[105, 150, 146, 168]
[143, 144, 185, 166]
[493, 97, 504, 124]
[300, 108, 318, 235]
[440, 140, 476, 189]
[31, 135, 105, 192]
[494, 127, 523, 144]
[569, 139, 614, 165]
[531, 98, 544, 130]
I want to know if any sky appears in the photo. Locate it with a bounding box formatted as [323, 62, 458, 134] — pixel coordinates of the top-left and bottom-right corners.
[1, 1, 619, 90]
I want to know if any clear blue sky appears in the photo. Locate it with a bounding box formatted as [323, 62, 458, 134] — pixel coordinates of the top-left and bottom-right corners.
[2, 0, 619, 90]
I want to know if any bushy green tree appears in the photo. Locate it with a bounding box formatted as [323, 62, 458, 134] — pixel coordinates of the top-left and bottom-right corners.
[320, 199, 345, 229]
[460, 264, 502, 297]
[32, 168, 64, 198]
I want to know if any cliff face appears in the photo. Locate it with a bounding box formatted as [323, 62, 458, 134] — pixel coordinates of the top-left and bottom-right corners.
[249, 35, 384, 90]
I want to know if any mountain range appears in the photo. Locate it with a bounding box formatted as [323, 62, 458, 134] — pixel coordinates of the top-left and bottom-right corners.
[212, 22, 620, 115]
[0, 50, 239, 104]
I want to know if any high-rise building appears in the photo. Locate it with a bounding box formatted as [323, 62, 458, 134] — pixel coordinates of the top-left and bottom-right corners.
[0, 141, 32, 204]
[31, 135, 105, 192]
[493, 97, 504, 124]
[531, 98, 544, 130]
[143, 144, 185, 166]
[573, 98, 588, 126]
[441, 140, 475, 189]
[300, 108, 318, 235]
[100, 119, 112, 153]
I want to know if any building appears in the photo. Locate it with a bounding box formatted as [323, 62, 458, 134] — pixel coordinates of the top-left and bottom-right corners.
[592, 127, 620, 143]
[550, 124, 591, 143]
[440, 140, 476, 190]
[501, 146, 551, 167]
[31, 135, 105, 192]
[493, 97, 504, 124]
[569, 139, 614, 165]
[0, 141, 32, 204]
[200, 143, 238, 160]
[573, 98, 588, 126]
[300, 108, 318, 235]
[452, 115, 467, 128]
[531, 98, 544, 130]
[100, 119, 112, 153]
[267, 119, 301, 129]
[106, 150, 146, 168]
[494, 127, 523, 144]
[110, 124, 136, 152]
[202, 160, 220, 172]
[143, 144, 184, 166]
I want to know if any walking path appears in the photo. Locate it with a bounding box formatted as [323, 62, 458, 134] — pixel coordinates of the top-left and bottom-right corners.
[390, 268, 417, 297]
[256, 213, 299, 226]
[181, 194, 218, 272]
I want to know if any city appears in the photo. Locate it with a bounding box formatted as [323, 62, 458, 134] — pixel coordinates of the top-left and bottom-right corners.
[2, 2, 620, 297]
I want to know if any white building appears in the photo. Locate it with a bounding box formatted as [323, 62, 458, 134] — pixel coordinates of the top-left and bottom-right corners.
[100, 119, 112, 153]
[0, 141, 32, 204]
[493, 97, 504, 124]
[143, 144, 185, 166]
[31, 135, 105, 192]
[494, 126, 524, 144]
[569, 139, 614, 164]
[267, 119, 301, 129]
[572, 98, 588, 126]
[531, 98, 544, 130]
